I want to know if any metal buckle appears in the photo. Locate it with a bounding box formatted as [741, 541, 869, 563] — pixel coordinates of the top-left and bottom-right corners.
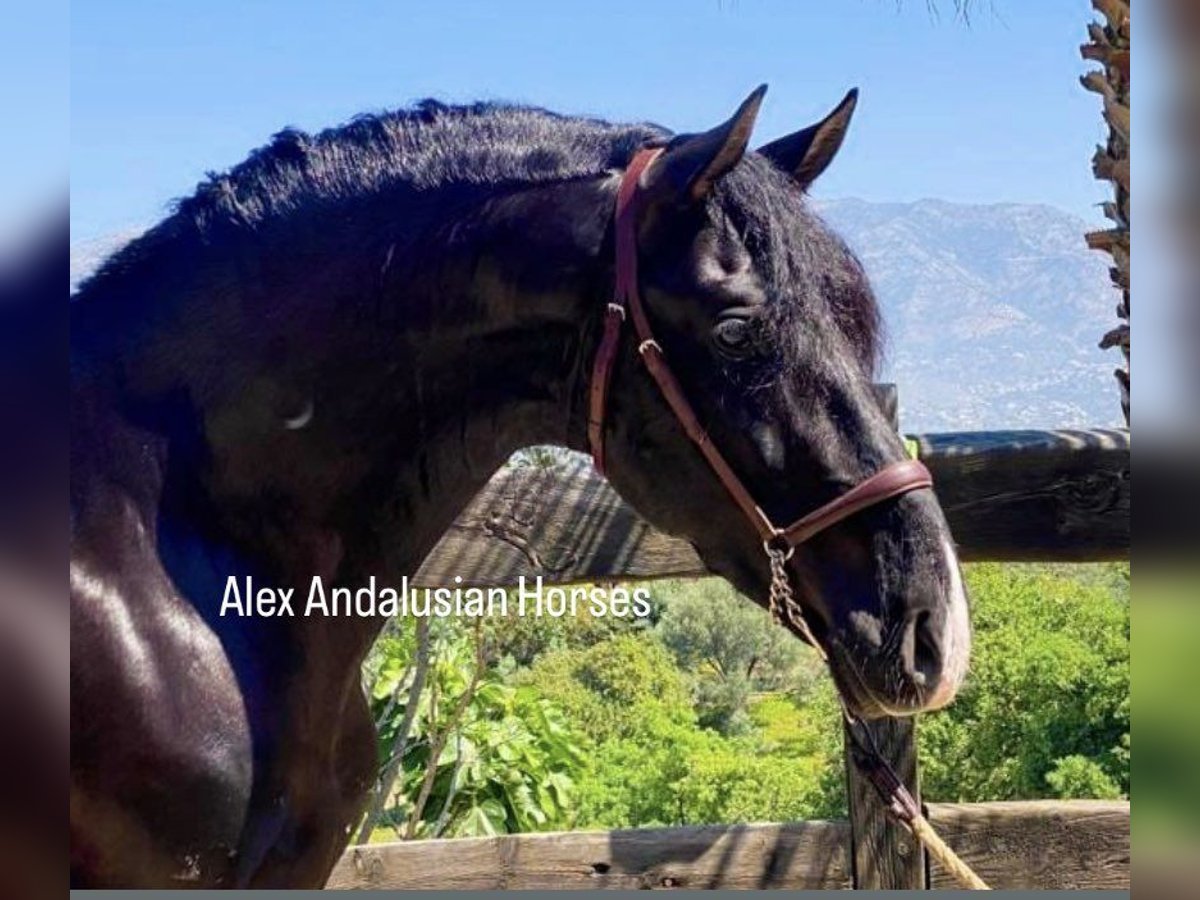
[637, 338, 661, 356]
[606, 303, 626, 320]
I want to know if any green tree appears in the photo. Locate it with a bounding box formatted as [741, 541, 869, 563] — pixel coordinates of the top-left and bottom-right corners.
[652, 578, 815, 734]
[1045, 755, 1122, 800]
[521, 632, 702, 826]
[487, 595, 642, 668]
[358, 562, 1129, 840]
[521, 632, 695, 742]
[919, 563, 1129, 802]
[749, 689, 846, 818]
[523, 629, 844, 827]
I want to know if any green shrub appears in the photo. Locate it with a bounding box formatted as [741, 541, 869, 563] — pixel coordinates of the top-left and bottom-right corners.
[919, 563, 1129, 802]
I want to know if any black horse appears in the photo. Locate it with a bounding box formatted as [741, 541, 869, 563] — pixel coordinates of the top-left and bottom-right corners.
[69, 87, 970, 888]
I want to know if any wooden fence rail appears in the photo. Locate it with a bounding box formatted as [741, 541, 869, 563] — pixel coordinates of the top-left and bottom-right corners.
[414, 428, 1130, 589]
[330, 800, 1130, 891]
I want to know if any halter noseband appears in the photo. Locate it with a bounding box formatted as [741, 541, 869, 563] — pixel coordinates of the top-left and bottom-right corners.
[586, 146, 934, 561]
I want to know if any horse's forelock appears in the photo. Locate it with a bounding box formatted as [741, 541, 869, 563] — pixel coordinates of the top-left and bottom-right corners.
[714, 156, 882, 379]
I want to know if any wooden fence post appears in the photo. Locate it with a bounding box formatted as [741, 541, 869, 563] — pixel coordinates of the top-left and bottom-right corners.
[844, 384, 925, 889]
[843, 717, 924, 889]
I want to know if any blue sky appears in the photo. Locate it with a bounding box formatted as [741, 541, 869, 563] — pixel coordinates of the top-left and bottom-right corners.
[0, 1, 67, 247]
[68, 1, 1111, 241]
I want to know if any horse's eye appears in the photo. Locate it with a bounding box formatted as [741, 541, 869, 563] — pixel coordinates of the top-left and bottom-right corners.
[713, 317, 757, 359]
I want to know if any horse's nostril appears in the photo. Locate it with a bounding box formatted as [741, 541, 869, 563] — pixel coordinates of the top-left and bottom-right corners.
[903, 609, 943, 692]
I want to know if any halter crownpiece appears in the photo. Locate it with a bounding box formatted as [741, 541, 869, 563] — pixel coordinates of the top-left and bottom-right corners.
[587, 146, 934, 555]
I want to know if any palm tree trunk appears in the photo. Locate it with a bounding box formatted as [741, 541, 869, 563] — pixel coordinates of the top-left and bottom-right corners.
[1081, 0, 1131, 424]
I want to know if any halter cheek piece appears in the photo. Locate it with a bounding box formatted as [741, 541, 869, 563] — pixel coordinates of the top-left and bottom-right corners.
[586, 147, 934, 642]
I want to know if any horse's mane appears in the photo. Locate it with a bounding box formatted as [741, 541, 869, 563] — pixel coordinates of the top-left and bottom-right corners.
[76, 102, 663, 297]
[179, 100, 666, 233]
[76, 100, 879, 373]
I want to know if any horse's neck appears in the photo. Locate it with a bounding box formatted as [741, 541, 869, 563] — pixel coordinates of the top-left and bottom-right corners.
[335, 279, 600, 584]
[169, 178, 608, 594]
[72, 176, 611, 678]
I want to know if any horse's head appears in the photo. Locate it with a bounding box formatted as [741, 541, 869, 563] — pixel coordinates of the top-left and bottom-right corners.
[602, 87, 969, 719]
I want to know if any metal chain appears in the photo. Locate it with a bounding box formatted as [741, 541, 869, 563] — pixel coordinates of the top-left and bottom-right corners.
[766, 544, 826, 663]
[763, 543, 990, 890]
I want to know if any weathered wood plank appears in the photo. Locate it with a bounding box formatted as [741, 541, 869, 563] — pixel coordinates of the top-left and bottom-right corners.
[329, 801, 1129, 890]
[915, 428, 1129, 562]
[413, 450, 703, 588]
[413, 428, 1129, 587]
[329, 820, 852, 890]
[926, 800, 1130, 890]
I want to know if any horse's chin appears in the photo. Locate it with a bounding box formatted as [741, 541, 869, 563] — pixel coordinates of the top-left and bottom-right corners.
[826, 652, 923, 721]
[828, 645, 969, 721]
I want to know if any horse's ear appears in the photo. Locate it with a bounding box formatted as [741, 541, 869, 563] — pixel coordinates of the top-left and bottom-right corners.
[642, 85, 767, 204]
[757, 88, 858, 190]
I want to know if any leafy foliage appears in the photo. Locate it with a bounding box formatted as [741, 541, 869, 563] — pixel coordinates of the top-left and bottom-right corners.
[358, 563, 1129, 842]
[486, 594, 643, 668]
[919, 563, 1129, 802]
[367, 619, 586, 839]
[521, 632, 695, 742]
[521, 630, 843, 827]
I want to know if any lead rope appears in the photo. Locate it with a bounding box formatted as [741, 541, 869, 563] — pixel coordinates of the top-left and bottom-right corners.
[764, 546, 990, 891]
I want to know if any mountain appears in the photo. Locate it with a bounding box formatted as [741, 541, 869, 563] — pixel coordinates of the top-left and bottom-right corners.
[69, 198, 1124, 432]
[816, 198, 1123, 432]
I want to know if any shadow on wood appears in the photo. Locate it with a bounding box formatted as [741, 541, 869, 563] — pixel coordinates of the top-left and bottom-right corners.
[332, 820, 851, 890]
[329, 800, 1129, 890]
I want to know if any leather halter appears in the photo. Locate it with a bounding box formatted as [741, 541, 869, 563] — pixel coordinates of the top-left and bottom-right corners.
[587, 146, 934, 553]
